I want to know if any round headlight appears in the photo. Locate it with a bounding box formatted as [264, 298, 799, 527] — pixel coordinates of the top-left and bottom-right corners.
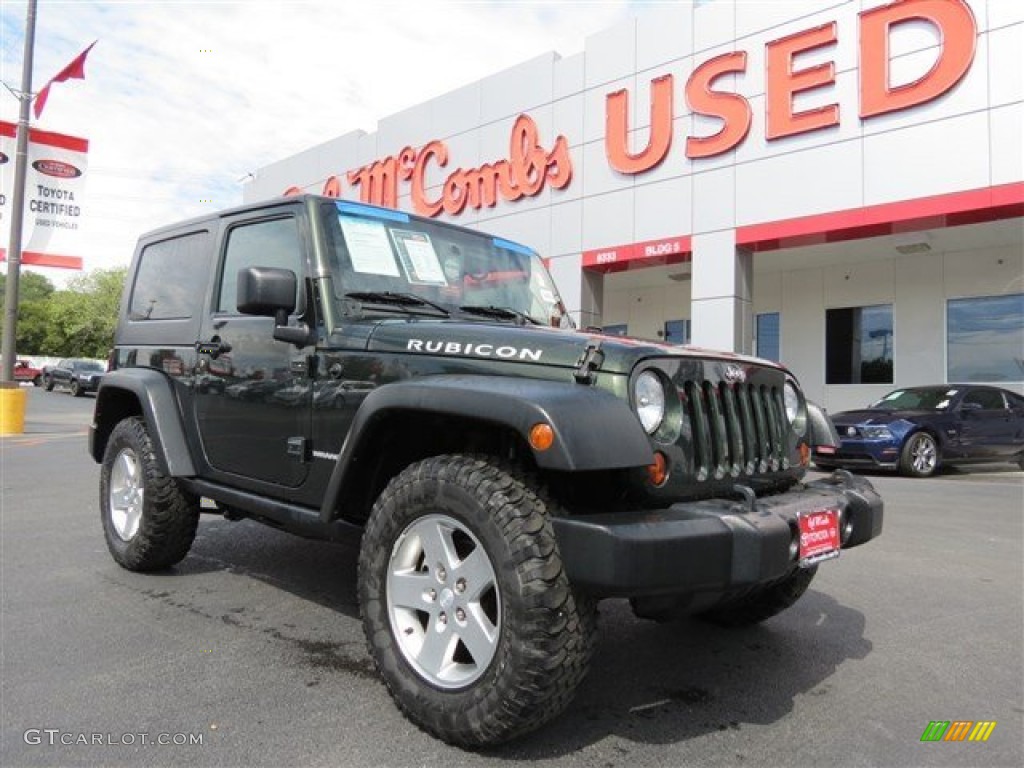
[634, 371, 666, 434]
[783, 380, 808, 436]
[783, 381, 801, 423]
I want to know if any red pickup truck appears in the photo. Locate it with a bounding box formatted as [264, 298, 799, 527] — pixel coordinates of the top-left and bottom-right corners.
[13, 360, 43, 386]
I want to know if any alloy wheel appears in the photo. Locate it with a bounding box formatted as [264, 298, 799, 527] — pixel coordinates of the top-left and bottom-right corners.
[386, 513, 500, 689]
[109, 447, 144, 541]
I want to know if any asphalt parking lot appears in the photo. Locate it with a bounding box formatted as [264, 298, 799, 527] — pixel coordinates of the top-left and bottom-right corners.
[2, 387, 1022, 768]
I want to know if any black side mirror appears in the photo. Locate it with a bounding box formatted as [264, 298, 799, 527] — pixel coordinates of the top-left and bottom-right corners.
[237, 266, 314, 347]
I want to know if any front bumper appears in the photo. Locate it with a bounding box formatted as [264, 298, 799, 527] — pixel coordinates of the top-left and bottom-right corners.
[815, 439, 902, 470]
[552, 470, 883, 597]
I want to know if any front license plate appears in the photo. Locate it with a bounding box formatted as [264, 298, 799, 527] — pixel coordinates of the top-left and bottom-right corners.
[798, 509, 841, 567]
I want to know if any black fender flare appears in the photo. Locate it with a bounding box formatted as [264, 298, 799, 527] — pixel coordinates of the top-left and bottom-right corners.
[319, 375, 654, 522]
[806, 400, 839, 449]
[89, 369, 196, 477]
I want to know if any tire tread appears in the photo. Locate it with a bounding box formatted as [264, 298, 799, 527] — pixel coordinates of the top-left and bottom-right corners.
[359, 454, 595, 747]
[100, 417, 198, 572]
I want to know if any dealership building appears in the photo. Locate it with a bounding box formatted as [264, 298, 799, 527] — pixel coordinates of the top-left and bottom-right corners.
[244, 0, 1023, 412]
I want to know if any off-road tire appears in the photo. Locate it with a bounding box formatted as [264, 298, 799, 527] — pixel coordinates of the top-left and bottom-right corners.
[44, 376, 54, 391]
[899, 431, 939, 477]
[71, 379, 83, 397]
[698, 565, 818, 627]
[100, 417, 199, 571]
[358, 454, 596, 747]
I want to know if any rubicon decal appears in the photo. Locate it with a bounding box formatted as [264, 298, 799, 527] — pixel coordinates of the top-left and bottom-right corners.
[32, 159, 82, 178]
[407, 339, 543, 362]
[920, 721, 996, 743]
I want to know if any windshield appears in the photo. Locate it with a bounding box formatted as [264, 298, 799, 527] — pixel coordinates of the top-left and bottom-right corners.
[322, 201, 571, 327]
[74, 361, 105, 372]
[870, 387, 956, 411]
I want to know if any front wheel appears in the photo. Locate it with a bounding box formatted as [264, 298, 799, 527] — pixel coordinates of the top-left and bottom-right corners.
[100, 417, 199, 571]
[900, 432, 939, 477]
[358, 455, 595, 747]
[70, 379, 83, 397]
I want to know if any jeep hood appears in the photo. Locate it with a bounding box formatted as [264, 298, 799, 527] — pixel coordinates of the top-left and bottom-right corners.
[356, 319, 785, 376]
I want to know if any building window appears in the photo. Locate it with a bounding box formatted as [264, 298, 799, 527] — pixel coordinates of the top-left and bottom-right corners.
[756, 312, 780, 362]
[663, 319, 690, 345]
[826, 304, 893, 384]
[947, 294, 1024, 382]
[602, 323, 628, 336]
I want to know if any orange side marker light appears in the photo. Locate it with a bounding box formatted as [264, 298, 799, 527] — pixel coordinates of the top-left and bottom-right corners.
[529, 423, 555, 451]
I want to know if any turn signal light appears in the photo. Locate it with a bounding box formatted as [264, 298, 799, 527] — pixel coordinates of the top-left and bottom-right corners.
[529, 423, 555, 451]
[799, 442, 811, 467]
[647, 451, 668, 486]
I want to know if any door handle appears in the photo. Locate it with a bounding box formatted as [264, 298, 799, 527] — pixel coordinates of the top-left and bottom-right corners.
[196, 337, 232, 358]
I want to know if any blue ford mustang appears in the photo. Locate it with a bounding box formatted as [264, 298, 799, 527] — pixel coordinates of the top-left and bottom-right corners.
[814, 385, 1024, 477]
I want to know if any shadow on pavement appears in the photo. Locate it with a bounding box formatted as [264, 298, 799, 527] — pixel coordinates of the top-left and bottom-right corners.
[149, 514, 871, 755]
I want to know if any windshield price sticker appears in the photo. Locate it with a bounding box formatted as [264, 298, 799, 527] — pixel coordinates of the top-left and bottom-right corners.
[339, 216, 401, 277]
[391, 229, 447, 285]
[798, 509, 841, 566]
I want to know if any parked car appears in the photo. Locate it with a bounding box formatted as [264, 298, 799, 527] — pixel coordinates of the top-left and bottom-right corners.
[12, 359, 43, 386]
[44, 358, 105, 397]
[814, 385, 1024, 477]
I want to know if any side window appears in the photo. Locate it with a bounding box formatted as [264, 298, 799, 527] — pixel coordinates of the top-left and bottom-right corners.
[218, 217, 302, 314]
[963, 389, 1006, 411]
[130, 232, 210, 320]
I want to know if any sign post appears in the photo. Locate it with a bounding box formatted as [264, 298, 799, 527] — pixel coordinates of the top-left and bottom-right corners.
[1, 0, 38, 386]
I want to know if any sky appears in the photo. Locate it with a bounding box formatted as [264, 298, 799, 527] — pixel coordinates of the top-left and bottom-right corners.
[0, 0, 654, 286]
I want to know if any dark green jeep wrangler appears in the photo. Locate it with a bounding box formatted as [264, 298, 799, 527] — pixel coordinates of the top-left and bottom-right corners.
[90, 195, 882, 746]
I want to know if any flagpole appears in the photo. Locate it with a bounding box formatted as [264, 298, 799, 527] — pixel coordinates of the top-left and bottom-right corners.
[2, 0, 38, 383]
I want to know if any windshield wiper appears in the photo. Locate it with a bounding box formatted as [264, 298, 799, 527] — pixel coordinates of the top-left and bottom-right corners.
[458, 305, 541, 326]
[345, 291, 450, 317]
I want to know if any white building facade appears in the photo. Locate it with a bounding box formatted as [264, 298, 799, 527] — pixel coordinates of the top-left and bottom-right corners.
[244, 0, 1024, 412]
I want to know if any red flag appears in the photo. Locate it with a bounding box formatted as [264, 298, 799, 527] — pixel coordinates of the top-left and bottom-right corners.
[34, 41, 97, 119]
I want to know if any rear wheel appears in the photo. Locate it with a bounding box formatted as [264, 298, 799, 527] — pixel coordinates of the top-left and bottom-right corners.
[900, 432, 939, 477]
[358, 454, 595, 747]
[100, 417, 199, 571]
[32, 375, 41, 387]
[698, 566, 818, 627]
[44, 376, 54, 391]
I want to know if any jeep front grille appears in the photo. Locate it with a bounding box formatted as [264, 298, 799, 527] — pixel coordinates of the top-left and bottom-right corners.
[680, 381, 789, 481]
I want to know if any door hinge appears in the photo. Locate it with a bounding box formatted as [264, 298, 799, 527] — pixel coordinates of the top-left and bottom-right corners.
[287, 436, 309, 463]
[574, 342, 604, 385]
[290, 354, 318, 377]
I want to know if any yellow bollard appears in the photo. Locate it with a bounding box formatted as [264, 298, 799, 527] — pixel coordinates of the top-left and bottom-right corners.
[0, 384, 27, 435]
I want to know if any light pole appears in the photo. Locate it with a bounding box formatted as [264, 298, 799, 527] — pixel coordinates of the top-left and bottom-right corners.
[2, 0, 38, 383]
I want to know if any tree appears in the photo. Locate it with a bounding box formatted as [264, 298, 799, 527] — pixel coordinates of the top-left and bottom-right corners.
[41, 268, 127, 358]
[0, 270, 56, 355]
